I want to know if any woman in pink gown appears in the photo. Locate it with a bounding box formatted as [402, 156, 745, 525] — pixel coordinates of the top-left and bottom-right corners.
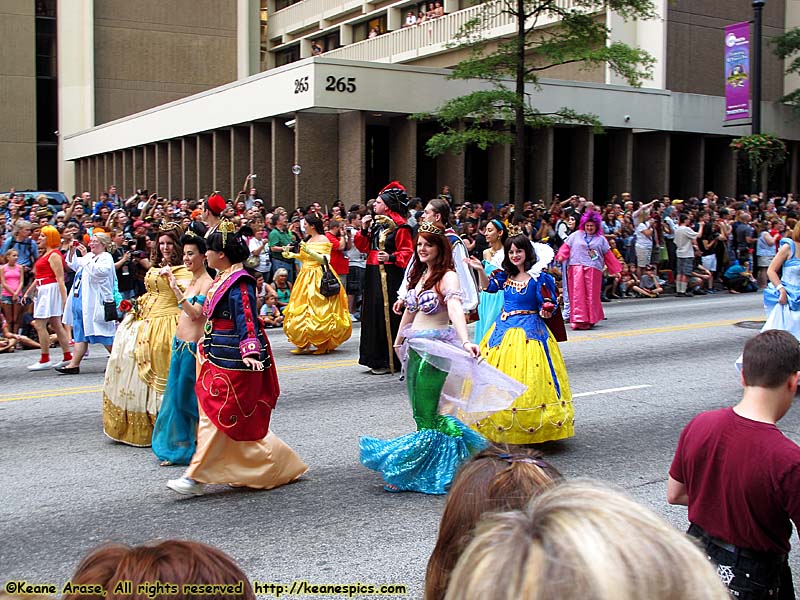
[555, 211, 621, 330]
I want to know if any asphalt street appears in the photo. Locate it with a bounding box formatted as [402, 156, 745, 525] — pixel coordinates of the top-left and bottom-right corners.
[2, 291, 798, 599]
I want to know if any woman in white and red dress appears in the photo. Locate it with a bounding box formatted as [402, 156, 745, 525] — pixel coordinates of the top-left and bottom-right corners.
[167, 220, 306, 496]
[28, 225, 71, 370]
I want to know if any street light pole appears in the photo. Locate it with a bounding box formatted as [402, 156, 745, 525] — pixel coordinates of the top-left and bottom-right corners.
[752, 0, 765, 135]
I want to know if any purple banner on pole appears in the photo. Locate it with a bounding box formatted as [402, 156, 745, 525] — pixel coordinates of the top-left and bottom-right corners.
[724, 21, 751, 122]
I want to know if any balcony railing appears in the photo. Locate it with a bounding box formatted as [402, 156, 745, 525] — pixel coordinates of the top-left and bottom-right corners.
[322, 0, 583, 64]
[271, 0, 363, 36]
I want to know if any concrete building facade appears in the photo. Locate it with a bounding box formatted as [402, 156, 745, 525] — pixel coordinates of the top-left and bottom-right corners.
[7, 0, 800, 204]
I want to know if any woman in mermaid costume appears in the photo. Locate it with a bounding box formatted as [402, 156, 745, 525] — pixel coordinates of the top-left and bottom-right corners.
[360, 222, 525, 494]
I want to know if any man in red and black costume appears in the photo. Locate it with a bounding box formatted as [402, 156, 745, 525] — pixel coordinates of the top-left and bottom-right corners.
[355, 182, 414, 375]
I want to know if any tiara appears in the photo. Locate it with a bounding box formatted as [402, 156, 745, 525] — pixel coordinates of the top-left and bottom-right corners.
[418, 221, 445, 236]
[507, 223, 523, 237]
[158, 221, 183, 233]
[219, 218, 236, 248]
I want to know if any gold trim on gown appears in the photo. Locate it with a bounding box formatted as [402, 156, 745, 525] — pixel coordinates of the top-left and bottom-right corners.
[283, 241, 352, 352]
[103, 266, 192, 446]
[185, 405, 308, 488]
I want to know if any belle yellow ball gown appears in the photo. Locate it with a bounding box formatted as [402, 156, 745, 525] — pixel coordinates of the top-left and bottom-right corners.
[103, 265, 192, 446]
[282, 240, 352, 353]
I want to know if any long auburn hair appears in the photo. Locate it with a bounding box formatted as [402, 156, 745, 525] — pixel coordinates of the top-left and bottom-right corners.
[407, 230, 454, 292]
[424, 446, 562, 600]
[65, 539, 256, 600]
[150, 224, 184, 267]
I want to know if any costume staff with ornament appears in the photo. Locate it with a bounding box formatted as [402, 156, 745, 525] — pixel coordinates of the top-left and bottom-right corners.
[360, 221, 525, 494]
[466, 228, 573, 445]
[354, 181, 414, 375]
[167, 219, 307, 496]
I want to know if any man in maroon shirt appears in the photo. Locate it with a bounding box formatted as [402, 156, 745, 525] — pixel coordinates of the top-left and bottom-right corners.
[668, 329, 800, 599]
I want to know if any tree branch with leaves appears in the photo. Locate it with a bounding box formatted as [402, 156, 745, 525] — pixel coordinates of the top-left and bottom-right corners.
[414, 0, 657, 209]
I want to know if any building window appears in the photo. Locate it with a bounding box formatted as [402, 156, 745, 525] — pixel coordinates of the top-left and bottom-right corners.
[260, 0, 269, 71]
[354, 16, 387, 42]
[35, 0, 56, 18]
[318, 30, 340, 53]
[276, 46, 300, 66]
[275, 0, 303, 11]
[36, 0, 58, 189]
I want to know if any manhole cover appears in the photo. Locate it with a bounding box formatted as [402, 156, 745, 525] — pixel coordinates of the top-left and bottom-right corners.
[735, 320, 766, 329]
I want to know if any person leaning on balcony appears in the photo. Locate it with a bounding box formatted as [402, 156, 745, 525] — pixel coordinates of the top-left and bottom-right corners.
[368, 27, 379, 38]
[433, 1, 444, 17]
[311, 40, 323, 55]
[404, 11, 417, 26]
[418, 9, 427, 22]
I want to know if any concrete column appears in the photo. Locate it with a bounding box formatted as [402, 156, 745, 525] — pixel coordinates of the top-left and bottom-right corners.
[144, 145, 156, 195]
[339, 112, 366, 206]
[155, 143, 168, 197]
[387, 7, 402, 30]
[530, 128, 554, 205]
[570, 127, 594, 200]
[251, 122, 271, 204]
[299, 39, 312, 59]
[122, 149, 133, 196]
[132, 147, 144, 193]
[443, 0, 458, 13]
[197, 134, 213, 199]
[437, 151, 465, 206]
[75, 160, 84, 196]
[295, 113, 339, 208]
[57, 0, 94, 195]
[340, 24, 353, 46]
[607, 129, 633, 197]
[168, 140, 182, 200]
[231, 126, 251, 201]
[237, 0, 260, 78]
[112, 152, 122, 192]
[670, 134, 704, 199]
[213, 130, 232, 199]
[182, 137, 198, 200]
[101, 155, 110, 194]
[92, 156, 101, 198]
[633, 131, 670, 200]
[488, 143, 511, 204]
[272, 118, 295, 208]
[389, 116, 416, 197]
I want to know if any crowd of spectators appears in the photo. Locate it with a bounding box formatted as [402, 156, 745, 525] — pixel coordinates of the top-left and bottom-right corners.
[0, 182, 791, 347]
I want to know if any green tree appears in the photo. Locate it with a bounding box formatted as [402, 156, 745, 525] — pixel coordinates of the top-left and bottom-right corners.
[773, 27, 800, 112]
[415, 0, 657, 209]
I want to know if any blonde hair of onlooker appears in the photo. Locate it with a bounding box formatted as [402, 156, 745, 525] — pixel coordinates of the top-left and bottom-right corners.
[791, 219, 800, 243]
[65, 540, 255, 600]
[424, 446, 562, 600]
[444, 479, 729, 600]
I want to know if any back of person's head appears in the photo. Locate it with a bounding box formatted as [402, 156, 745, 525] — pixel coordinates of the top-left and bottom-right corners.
[425, 446, 562, 600]
[444, 480, 729, 600]
[206, 222, 250, 264]
[65, 540, 255, 600]
[742, 329, 800, 388]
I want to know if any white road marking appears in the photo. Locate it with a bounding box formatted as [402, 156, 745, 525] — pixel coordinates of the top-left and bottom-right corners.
[573, 384, 652, 398]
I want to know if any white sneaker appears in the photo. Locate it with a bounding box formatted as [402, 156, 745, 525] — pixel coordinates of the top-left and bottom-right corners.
[51, 360, 70, 369]
[369, 367, 391, 375]
[28, 360, 55, 371]
[167, 476, 204, 496]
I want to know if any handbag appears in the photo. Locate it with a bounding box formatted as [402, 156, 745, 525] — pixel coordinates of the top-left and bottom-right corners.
[319, 257, 341, 297]
[103, 300, 118, 322]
